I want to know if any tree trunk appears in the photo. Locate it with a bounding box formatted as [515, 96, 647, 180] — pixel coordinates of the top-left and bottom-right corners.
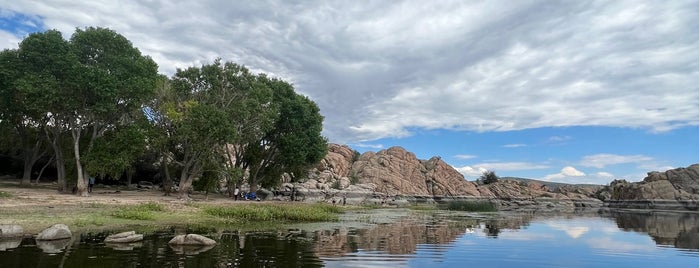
[21, 155, 32, 186]
[55, 148, 67, 192]
[177, 174, 193, 200]
[126, 170, 133, 187]
[47, 127, 67, 193]
[35, 155, 54, 184]
[72, 130, 88, 197]
[161, 157, 173, 196]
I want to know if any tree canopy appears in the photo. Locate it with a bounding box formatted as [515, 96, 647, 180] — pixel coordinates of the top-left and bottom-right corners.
[0, 28, 327, 198]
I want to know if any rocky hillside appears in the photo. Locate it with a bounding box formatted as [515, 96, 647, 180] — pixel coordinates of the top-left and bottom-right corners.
[297, 144, 600, 204]
[600, 164, 699, 210]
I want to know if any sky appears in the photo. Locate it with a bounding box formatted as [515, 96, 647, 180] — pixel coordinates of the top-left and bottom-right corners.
[1, 1, 697, 185]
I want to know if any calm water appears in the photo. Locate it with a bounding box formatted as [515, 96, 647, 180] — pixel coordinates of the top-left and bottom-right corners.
[1, 209, 698, 267]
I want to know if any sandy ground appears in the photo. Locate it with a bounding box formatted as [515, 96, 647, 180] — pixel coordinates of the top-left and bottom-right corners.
[0, 180, 236, 209]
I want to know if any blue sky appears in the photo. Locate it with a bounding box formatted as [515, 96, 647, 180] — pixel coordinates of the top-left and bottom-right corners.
[1, 1, 697, 184]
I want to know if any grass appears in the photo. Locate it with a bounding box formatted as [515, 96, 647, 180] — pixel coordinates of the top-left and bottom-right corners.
[111, 202, 166, 220]
[0, 191, 12, 198]
[203, 203, 343, 223]
[439, 200, 498, 212]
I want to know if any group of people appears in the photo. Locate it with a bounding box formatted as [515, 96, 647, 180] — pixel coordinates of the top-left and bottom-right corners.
[232, 186, 258, 201]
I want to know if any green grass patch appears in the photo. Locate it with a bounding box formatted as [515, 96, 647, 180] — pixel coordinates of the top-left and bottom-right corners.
[203, 203, 343, 223]
[0, 191, 12, 198]
[111, 202, 166, 220]
[439, 200, 498, 212]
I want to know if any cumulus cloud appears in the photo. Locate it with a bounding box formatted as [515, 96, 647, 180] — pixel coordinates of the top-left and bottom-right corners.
[455, 162, 549, 177]
[1, 1, 698, 143]
[580, 154, 654, 168]
[544, 166, 586, 181]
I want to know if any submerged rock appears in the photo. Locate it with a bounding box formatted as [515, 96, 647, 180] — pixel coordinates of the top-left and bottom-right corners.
[36, 224, 72, 241]
[104, 231, 144, 243]
[169, 244, 216, 255]
[168, 234, 216, 246]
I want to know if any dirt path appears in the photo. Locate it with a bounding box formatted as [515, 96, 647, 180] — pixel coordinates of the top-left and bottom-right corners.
[0, 180, 236, 209]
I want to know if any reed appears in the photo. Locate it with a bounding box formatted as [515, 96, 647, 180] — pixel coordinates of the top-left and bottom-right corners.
[203, 203, 342, 222]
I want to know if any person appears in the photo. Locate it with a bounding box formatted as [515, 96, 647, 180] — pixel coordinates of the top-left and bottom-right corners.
[88, 176, 95, 193]
[342, 193, 347, 206]
[233, 186, 240, 201]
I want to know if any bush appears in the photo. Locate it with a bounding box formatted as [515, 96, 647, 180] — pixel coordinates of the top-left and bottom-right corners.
[440, 200, 497, 212]
[480, 171, 499, 185]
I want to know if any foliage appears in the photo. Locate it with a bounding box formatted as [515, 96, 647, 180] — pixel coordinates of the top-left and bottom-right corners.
[0, 191, 12, 198]
[332, 179, 342, 190]
[203, 203, 342, 222]
[111, 202, 165, 220]
[349, 172, 360, 185]
[480, 170, 500, 185]
[440, 200, 498, 212]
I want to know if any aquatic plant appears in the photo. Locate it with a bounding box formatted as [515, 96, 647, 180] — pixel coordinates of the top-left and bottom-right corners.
[441, 200, 497, 212]
[203, 203, 342, 222]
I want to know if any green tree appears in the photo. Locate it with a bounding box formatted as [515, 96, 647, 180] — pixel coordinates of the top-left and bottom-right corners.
[66, 27, 158, 196]
[0, 30, 76, 187]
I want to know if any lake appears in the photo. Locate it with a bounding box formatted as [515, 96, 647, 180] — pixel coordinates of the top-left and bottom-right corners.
[1, 209, 698, 267]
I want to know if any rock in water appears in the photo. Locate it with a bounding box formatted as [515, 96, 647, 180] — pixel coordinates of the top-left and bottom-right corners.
[104, 231, 144, 243]
[168, 234, 216, 246]
[0, 224, 24, 237]
[36, 224, 72, 241]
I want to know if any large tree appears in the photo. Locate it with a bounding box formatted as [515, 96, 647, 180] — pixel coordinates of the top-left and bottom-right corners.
[66, 27, 158, 196]
[0, 30, 76, 187]
[153, 60, 326, 198]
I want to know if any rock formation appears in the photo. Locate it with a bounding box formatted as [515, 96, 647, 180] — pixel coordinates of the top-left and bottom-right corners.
[291, 143, 602, 209]
[602, 164, 699, 210]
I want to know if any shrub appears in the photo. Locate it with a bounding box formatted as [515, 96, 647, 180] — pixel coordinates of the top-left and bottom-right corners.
[349, 173, 360, 185]
[440, 200, 497, 212]
[480, 171, 499, 185]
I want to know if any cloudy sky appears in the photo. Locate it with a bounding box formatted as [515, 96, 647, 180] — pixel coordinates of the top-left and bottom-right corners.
[1, 0, 697, 184]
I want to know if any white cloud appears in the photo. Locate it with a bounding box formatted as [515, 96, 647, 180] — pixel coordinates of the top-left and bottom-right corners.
[0, 30, 20, 49]
[547, 136, 572, 143]
[544, 166, 586, 181]
[454, 154, 477, 160]
[580, 154, 654, 168]
[455, 162, 549, 177]
[454, 166, 488, 178]
[1, 1, 698, 143]
[502, 144, 527, 148]
[352, 143, 384, 149]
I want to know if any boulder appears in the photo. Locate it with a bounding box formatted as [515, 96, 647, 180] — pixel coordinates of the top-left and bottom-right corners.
[104, 231, 144, 243]
[168, 234, 216, 246]
[0, 224, 23, 237]
[36, 224, 72, 241]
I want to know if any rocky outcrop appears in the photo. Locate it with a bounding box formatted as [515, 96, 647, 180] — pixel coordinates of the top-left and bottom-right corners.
[291, 143, 603, 209]
[603, 164, 699, 210]
[36, 224, 72, 241]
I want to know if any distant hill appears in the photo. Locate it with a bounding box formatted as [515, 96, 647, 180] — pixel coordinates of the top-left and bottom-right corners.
[501, 177, 604, 190]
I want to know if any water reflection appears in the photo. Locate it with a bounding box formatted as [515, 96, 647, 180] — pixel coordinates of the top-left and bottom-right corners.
[1, 210, 698, 267]
[601, 210, 699, 250]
